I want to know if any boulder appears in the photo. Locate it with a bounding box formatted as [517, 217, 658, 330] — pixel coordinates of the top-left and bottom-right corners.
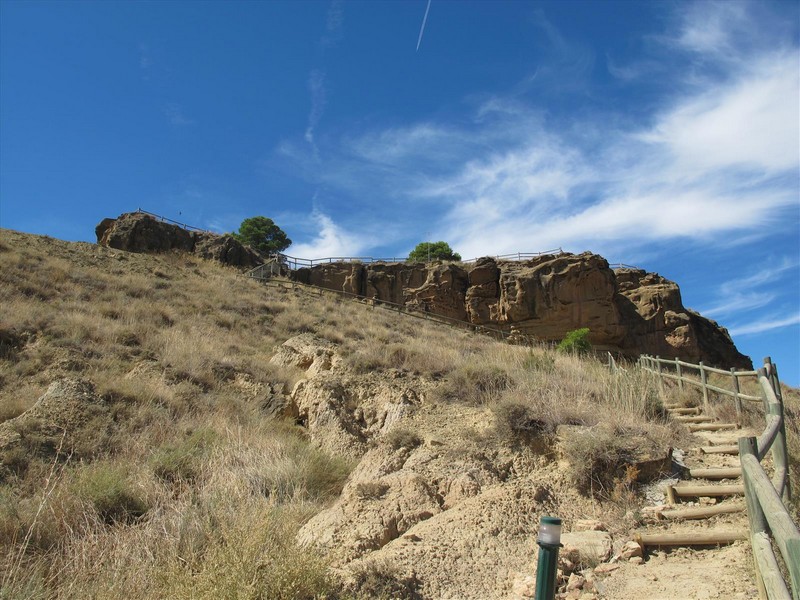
[95, 212, 262, 269]
[96, 212, 194, 253]
[560, 531, 613, 571]
[193, 232, 262, 268]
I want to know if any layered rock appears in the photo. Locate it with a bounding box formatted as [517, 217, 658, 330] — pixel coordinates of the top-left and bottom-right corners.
[291, 253, 751, 369]
[96, 212, 262, 268]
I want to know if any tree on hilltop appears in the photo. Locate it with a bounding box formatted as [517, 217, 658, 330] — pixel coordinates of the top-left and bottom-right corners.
[408, 241, 461, 262]
[233, 216, 291, 254]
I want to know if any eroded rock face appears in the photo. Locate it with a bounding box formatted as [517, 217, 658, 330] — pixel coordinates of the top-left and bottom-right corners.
[0, 379, 111, 468]
[96, 212, 262, 268]
[270, 334, 425, 459]
[290, 254, 751, 368]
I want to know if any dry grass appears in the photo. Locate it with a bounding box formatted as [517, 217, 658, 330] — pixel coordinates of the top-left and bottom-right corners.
[0, 229, 719, 597]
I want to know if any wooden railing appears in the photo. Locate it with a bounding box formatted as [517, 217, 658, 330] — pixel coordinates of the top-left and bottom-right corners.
[639, 354, 760, 422]
[641, 354, 798, 599]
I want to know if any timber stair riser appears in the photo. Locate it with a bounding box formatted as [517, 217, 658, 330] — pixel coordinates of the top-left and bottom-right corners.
[659, 503, 746, 521]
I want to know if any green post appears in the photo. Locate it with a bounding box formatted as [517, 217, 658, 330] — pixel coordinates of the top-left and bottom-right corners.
[535, 516, 562, 600]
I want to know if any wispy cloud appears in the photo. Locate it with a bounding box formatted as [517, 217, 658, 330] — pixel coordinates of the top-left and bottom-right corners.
[304, 70, 326, 155]
[729, 314, 800, 337]
[701, 258, 799, 319]
[277, 1, 798, 265]
[322, 0, 344, 48]
[138, 42, 151, 70]
[163, 103, 194, 126]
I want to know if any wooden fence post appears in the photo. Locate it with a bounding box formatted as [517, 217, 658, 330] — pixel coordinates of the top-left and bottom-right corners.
[770, 363, 791, 502]
[739, 436, 768, 600]
[731, 368, 742, 425]
[676, 358, 684, 392]
[656, 356, 664, 394]
[699, 361, 709, 414]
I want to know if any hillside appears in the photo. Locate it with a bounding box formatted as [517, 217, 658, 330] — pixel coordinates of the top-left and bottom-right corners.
[0, 228, 775, 599]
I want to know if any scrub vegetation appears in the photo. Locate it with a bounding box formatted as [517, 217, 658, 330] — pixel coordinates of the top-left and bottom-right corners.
[2, 229, 789, 598]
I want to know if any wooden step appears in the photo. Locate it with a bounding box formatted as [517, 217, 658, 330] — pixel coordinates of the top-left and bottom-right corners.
[635, 529, 748, 548]
[674, 415, 714, 423]
[700, 445, 739, 455]
[668, 407, 701, 415]
[688, 423, 738, 432]
[667, 484, 744, 502]
[660, 503, 745, 521]
[688, 467, 742, 480]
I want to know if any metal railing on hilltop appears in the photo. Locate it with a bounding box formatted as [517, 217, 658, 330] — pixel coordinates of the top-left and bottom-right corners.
[277, 248, 567, 271]
[135, 208, 213, 234]
[133, 209, 647, 276]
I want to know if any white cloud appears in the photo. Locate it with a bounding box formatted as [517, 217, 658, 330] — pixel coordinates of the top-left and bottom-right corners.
[304, 70, 326, 152]
[288, 210, 368, 259]
[277, 0, 798, 268]
[700, 258, 799, 318]
[640, 52, 800, 175]
[729, 313, 800, 336]
[673, 1, 749, 57]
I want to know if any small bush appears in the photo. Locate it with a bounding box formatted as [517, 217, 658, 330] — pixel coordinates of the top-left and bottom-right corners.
[434, 364, 512, 405]
[562, 425, 634, 496]
[150, 428, 216, 483]
[384, 427, 423, 450]
[523, 350, 555, 373]
[71, 462, 149, 524]
[354, 481, 390, 500]
[348, 559, 423, 600]
[491, 398, 551, 443]
[557, 328, 591, 355]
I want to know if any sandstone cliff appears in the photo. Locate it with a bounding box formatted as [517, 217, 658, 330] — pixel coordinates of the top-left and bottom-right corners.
[94, 212, 750, 368]
[292, 254, 752, 369]
[96, 212, 262, 268]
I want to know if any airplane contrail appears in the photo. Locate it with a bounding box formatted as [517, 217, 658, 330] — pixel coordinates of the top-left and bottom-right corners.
[416, 0, 432, 52]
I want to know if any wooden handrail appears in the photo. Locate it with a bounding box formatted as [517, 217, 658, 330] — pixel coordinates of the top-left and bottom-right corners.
[640, 357, 761, 403]
[641, 353, 797, 597]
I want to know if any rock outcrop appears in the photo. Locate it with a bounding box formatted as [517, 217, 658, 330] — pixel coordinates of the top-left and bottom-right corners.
[292, 254, 751, 369]
[96, 212, 263, 268]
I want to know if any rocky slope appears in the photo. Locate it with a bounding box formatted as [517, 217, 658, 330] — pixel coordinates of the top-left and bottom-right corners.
[293, 255, 752, 369]
[94, 212, 751, 368]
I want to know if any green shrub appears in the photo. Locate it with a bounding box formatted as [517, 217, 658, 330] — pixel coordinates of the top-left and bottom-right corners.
[71, 462, 148, 524]
[557, 328, 592, 355]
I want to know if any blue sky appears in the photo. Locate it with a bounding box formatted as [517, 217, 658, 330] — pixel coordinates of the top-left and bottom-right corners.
[1, 0, 798, 384]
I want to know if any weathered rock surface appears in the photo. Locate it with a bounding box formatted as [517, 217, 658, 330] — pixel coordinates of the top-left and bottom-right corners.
[96, 212, 262, 268]
[0, 379, 111, 464]
[270, 334, 425, 459]
[292, 254, 751, 368]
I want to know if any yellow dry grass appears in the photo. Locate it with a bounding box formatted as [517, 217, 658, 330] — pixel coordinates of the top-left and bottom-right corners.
[0, 228, 754, 598]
